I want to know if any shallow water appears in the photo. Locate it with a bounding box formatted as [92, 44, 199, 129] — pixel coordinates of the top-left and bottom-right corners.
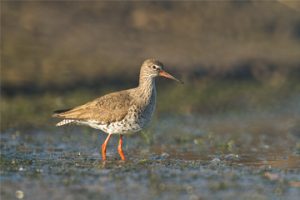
[1, 112, 300, 200]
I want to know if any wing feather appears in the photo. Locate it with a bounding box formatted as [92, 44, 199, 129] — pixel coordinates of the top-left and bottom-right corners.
[53, 90, 133, 124]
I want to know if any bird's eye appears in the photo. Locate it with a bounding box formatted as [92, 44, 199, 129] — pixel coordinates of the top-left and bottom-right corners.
[152, 65, 160, 70]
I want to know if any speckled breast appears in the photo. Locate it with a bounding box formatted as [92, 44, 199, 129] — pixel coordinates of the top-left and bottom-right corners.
[94, 106, 153, 135]
[97, 90, 156, 135]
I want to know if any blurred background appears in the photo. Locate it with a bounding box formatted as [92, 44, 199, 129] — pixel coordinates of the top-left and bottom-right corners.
[1, 0, 300, 130]
[1, 1, 300, 199]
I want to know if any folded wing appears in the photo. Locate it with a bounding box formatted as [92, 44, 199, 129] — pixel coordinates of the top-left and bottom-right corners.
[53, 90, 133, 124]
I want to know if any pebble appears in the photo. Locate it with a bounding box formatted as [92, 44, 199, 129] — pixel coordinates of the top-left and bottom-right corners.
[224, 154, 239, 161]
[18, 167, 25, 171]
[210, 158, 221, 164]
[160, 152, 170, 159]
[15, 190, 24, 199]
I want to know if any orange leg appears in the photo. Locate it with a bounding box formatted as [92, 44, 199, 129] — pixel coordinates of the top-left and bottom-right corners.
[101, 134, 112, 161]
[118, 135, 126, 161]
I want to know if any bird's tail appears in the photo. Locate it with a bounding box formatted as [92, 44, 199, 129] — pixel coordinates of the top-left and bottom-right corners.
[53, 108, 75, 126]
[56, 119, 75, 126]
[52, 108, 72, 118]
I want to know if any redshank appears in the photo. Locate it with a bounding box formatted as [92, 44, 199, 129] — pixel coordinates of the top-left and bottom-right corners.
[53, 59, 182, 161]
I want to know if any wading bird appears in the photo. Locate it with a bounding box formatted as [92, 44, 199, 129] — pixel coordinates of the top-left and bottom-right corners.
[53, 59, 182, 161]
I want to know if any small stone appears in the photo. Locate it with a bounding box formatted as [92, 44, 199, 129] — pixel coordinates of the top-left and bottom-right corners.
[224, 154, 239, 161]
[18, 167, 25, 171]
[210, 158, 221, 164]
[160, 152, 170, 159]
[268, 165, 272, 169]
[15, 190, 24, 199]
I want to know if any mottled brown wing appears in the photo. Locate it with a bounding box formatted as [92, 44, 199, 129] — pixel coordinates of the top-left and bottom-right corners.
[53, 90, 133, 124]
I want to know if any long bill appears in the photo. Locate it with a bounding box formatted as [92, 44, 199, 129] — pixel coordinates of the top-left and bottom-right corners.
[159, 70, 183, 84]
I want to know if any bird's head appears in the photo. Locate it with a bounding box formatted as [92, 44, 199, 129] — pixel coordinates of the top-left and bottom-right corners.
[140, 59, 183, 83]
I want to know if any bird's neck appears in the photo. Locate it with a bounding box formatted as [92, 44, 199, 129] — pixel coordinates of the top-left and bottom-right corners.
[137, 75, 156, 102]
